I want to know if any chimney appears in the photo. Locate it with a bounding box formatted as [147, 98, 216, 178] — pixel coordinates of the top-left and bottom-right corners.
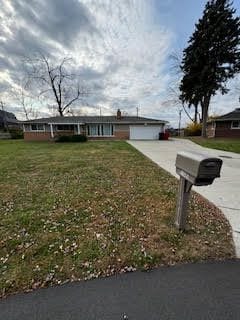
[117, 109, 122, 119]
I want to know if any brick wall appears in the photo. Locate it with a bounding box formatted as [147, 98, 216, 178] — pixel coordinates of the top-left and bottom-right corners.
[114, 130, 129, 139]
[24, 132, 52, 141]
[88, 132, 129, 140]
[24, 131, 76, 141]
[24, 131, 130, 141]
[88, 136, 117, 140]
[24, 125, 130, 141]
[215, 121, 240, 138]
[114, 124, 129, 139]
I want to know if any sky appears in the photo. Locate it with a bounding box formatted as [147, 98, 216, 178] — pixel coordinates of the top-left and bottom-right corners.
[0, 0, 240, 127]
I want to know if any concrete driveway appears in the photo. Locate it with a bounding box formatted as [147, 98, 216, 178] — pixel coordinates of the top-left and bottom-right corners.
[128, 138, 240, 256]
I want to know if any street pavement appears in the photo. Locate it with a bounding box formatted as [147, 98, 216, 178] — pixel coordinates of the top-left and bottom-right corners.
[1, 260, 240, 320]
[128, 138, 240, 256]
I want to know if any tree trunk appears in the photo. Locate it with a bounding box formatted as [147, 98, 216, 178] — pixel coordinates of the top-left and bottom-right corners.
[58, 107, 64, 117]
[201, 95, 210, 138]
[194, 103, 198, 124]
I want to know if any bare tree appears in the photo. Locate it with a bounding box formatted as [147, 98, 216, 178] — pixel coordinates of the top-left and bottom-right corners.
[11, 79, 39, 120]
[168, 52, 200, 124]
[66, 107, 84, 116]
[25, 54, 87, 117]
[162, 86, 194, 123]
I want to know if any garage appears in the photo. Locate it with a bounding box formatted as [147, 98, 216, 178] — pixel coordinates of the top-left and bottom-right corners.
[130, 125, 163, 140]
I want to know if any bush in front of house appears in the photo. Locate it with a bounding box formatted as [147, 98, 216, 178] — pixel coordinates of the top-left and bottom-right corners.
[71, 134, 88, 142]
[56, 134, 87, 143]
[56, 135, 71, 142]
[9, 128, 24, 139]
[184, 122, 202, 136]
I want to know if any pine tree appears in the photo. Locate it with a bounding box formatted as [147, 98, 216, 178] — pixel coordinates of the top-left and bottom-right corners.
[180, 0, 240, 137]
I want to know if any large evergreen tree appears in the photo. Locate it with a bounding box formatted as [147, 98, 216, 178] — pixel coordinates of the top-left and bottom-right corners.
[180, 0, 240, 137]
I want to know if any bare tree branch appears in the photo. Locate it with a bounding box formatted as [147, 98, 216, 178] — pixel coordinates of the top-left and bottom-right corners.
[24, 53, 86, 116]
[10, 78, 39, 120]
[163, 85, 194, 123]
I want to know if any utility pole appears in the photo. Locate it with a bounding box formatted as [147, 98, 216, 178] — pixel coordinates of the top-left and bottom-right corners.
[178, 109, 182, 137]
[136, 106, 139, 117]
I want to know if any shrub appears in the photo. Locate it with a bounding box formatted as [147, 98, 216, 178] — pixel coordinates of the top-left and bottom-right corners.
[56, 134, 87, 143]
[71, 134, 88, 142]
[55, 135, 71, 142]
[9, 128, 24, 139]
[184, 122, 202, 136]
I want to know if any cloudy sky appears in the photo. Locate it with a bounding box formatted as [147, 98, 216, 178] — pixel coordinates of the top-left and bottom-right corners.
[0, 0, 240, 127]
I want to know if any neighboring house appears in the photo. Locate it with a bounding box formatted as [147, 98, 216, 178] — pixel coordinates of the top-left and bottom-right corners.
[21, 110, 167, 141]
[0, 110, 18, 129]
[207, 108, 240, 138]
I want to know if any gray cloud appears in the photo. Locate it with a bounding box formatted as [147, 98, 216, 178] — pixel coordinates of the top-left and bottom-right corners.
[0, 0, 97, 64]
[78, 66, 104, 80]
[0, 0, 99, 105]
[0, 80, 10, 93]
[0, 27, 51, 62]
[0, 56, 13, 71]
[0, 0, 173, 121]
[11, 0, 96, 47]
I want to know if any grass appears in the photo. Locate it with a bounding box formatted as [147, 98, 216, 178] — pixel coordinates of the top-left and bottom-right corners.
[189, 137, 240, 153]
[0, 140, 234, 297]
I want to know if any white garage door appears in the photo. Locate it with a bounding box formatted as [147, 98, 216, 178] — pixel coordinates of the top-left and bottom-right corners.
[130, 125, 163, 140]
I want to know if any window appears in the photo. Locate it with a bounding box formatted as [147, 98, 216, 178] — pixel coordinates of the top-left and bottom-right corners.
[87, 124, 114, 136]
[31, 124, 44, 131]
[102, 124, 112, 135]
[231, 121, 240, 129]
[88, 124, 98, 136]
[56, 125, 74, 131]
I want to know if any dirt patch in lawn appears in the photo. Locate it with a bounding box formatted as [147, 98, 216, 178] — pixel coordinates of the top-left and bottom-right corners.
[0, 140, 235, 297]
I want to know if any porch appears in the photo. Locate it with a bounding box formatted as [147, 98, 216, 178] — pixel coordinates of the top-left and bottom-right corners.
[49, 123, 85, 139]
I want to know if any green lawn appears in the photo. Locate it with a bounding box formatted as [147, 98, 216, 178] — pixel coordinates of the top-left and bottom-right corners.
[0, 140, 234, 297]
[190, 137, 240, 153]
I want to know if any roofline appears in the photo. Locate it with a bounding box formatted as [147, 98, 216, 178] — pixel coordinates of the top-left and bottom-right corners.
[48, 122, 85, 125]
[20, 119, 168, 124]
[211, 118, 240, 122]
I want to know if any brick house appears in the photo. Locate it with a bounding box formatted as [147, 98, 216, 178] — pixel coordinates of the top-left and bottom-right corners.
[207, 108, 240, 138]
[21, 110, 167, 141]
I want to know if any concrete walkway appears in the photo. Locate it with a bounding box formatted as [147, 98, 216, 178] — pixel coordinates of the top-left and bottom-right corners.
[128, 139, 240, 256]
[1, 261, 240, 320]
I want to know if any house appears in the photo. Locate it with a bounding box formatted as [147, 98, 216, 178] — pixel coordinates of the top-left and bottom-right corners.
[207, 108, 240, 138]
[0, 110, 18, 129]
[21, 109, 167, 141]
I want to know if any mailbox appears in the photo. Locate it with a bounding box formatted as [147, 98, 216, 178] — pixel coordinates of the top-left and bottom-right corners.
[175, 151, 223, 230]
[175, 151, 223, 186]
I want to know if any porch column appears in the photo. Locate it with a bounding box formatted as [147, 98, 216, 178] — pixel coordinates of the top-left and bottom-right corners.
[77, 123, 80, 134]
[50, 123, 54, 138]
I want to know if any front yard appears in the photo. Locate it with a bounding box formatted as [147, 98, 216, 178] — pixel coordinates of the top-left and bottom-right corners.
[190, 137, 240, 154]
[0, 141, 234, 297]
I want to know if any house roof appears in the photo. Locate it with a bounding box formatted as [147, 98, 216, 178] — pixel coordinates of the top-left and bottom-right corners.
[20, 115, 167, 125]
[214, 108, 240, 122]
[0, 110, 18, 124]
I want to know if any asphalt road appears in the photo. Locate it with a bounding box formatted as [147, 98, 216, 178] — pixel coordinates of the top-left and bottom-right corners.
[1, 260, 240, 320]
